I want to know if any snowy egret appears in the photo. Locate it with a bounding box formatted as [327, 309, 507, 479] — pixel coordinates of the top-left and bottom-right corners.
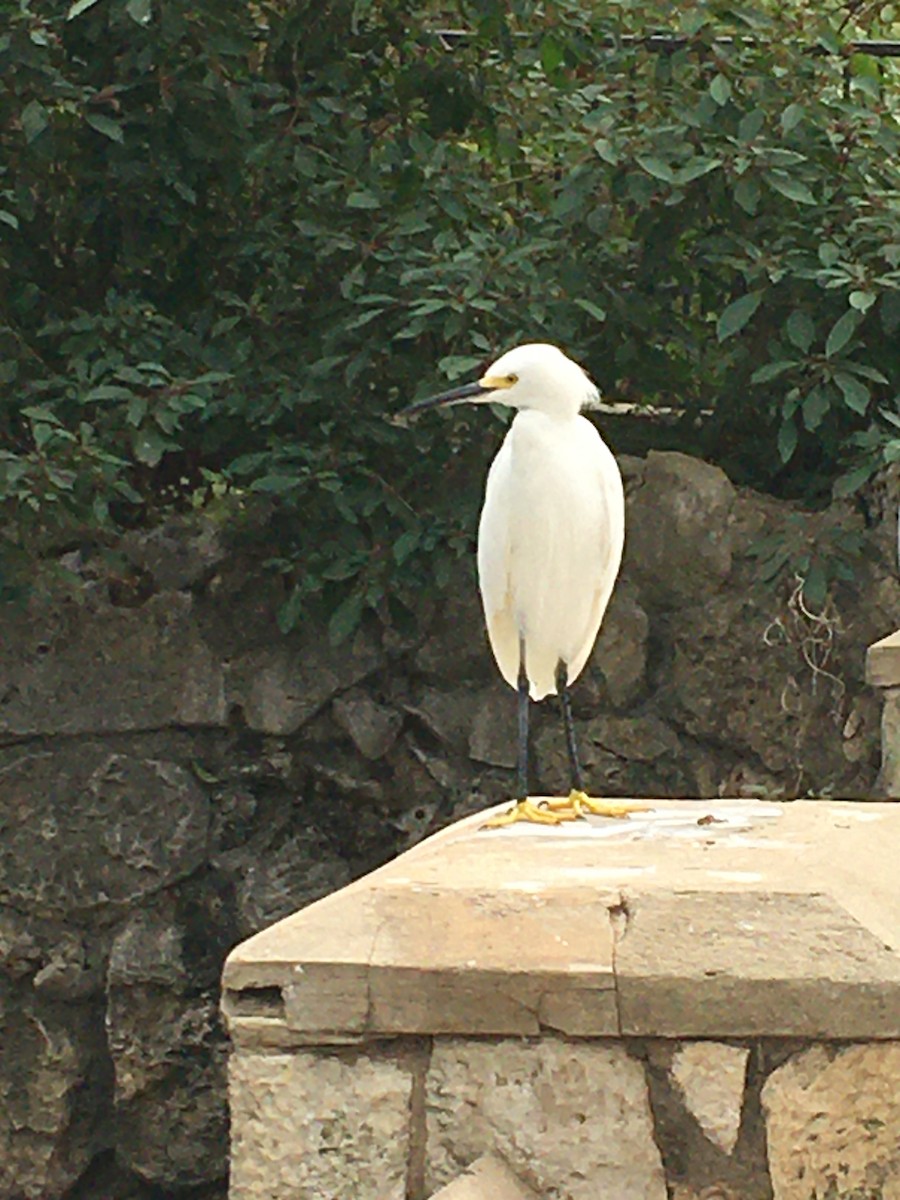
[400, 342, 636, 827]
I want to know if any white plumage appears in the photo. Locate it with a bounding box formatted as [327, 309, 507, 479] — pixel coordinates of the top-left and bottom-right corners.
[473, 344, 624, 699]
[400, 341, 627, 824]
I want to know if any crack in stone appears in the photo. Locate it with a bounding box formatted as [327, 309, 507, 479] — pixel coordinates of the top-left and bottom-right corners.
[608, 890, 630, 1036]
[405, 1037, 432, 1200]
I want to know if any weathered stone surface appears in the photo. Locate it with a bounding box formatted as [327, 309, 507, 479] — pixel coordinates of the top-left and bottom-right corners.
[468, 683, 517, 768]
[230, 834, 352, 940]
[625, 451, 736, 606]
[878, 686, 900, 798]
[591, 580, 649, 708]
[120, 516, 225, 592]
[226, 626, 383, 734]
[670, 1042, 749, 1155]
[762, 1043, 900, 1199]
[425, 1037, 667, 1200]
[429, 1154, 539, 1200]
[866, 629, 900, 688]
[0, 590, 226, 735]
[404, 685, 474, 751]
[617, 890, 900, 1038]
[229, 1049, 412, 1200]
[332, 689, 402, 760]
[106, 909, 229, 1187]
[0, 745, 209, 917]
[0, 987, 106, 1200]
[585, 713, 681, 763]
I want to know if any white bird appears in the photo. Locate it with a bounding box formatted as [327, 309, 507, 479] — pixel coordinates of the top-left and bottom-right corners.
[401, 342, 639, 826]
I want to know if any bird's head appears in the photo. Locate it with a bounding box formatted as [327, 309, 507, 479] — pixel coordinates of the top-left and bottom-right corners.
[398, 343, 599, 422]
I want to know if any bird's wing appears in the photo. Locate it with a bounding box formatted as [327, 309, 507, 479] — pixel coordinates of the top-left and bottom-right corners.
[477, 436, 520, 690]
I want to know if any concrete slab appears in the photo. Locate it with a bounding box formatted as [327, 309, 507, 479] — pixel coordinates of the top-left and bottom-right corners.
[222, 799, 900, 1042]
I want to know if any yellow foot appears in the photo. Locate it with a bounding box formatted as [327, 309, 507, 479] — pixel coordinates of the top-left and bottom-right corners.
[481, 792, 650, 829]
[546, 791, 652, 820]
[481, 798, 581, 828]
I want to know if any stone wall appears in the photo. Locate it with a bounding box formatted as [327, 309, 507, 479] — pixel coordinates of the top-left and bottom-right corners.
[228, 1035, 900, 1200]
[1, 451, 898, 1199]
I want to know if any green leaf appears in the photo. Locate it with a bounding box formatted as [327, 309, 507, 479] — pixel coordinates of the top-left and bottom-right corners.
[675, 157, 721, 184]
[540, 35, 564, 74]
[825, 309, 863, 359]
[849, 290, 876, 313]
[717, 292, 763, 342]
[328, 590, 365, 645]
[0, 211, 19, 230]
[67, 0, 102, 17]
[777, 419, 798, 463]
[834, 461, 877, 498]
[86, 114, 124, 142]
[126, 0, 151, 23]
[833, 371, 870, 414]
[346, 190, 380, 209]
[786, 310, 815, 353]
[277, 588, 304, 635]
[573, 297, 607, 322]
[737, 110, 765, 142]
[709, 74, 732, 106]
[781, 103, 804, 133]
[132, 427, 169, 466]
[751, 360, 796, 384]
[733, 176, 759, 215]
[766, 172, 816, 205]
[392, 530, 420, 565]
[635, 156, 674, 182]
[22, 100, 49, 144]
[802, 387, 829, 431]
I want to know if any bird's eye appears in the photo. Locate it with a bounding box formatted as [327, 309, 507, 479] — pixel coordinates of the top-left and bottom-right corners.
[507, 373, 518, 384]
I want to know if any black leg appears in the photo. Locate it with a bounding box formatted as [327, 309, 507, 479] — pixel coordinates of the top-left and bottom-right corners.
[556, 660, 585, 793]
[517, 638, 529, 799]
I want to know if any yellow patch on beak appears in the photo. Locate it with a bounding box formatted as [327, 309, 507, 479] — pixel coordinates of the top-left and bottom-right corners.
[479, 373, 516, 390]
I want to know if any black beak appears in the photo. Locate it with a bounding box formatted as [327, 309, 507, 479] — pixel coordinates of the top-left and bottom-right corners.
[394, 379, 493, 424]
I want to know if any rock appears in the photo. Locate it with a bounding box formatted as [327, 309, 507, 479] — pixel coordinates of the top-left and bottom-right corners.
[121, 516, 225, 592]
[0, 745, 209, 918]
[670, 1043, 749, 1155]
[226, 625, 383, 735]
[626, 451, 736, 607]
[585, 713, 681, 763]
[414, 573, 493, 684]
[229, 1049, 413, 1200]
[762, 1043, 900, 1199]
[106, 983, 228, 1187]
[0, 989, 106, 1200]
[468, 684, 517, 769]
[333, 690, 402, 760]
[592, 580, 650, 708]
[425, 1037, 667, 1200]
[230, 835, 352, 939]
[404, 685, 475, 751]
[0, 590, 226, 736]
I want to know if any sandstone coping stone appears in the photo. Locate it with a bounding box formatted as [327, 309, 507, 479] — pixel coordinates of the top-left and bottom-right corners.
[866, 628, 900, 688]
[228, 1048, 413, 1200]
[223, 799, 900, 1044]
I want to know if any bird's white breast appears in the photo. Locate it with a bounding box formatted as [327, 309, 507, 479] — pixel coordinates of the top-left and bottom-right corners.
[477, 410, 624, 699]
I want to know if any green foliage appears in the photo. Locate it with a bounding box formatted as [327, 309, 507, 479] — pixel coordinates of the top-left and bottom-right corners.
[1, 0, 898, 633]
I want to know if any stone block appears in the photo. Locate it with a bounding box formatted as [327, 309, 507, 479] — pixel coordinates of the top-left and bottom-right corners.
[428, 1154, 539, 1200]
[866, 629, 900, 688]
[616, 890, 900, 1038]
[878, 686, 900, 798]
[229, 1049, 412, 1200]
[762, 1042, 900, 1199]
[0, 591, 226, 736]
[670, 1042, 749, 1155]
[0, 744, 209, 918]
[425, 1037, 667, 1200]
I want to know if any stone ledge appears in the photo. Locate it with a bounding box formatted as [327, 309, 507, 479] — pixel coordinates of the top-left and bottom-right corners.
[866, 628, 900, 688]
[222, 799, 900, 1044]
